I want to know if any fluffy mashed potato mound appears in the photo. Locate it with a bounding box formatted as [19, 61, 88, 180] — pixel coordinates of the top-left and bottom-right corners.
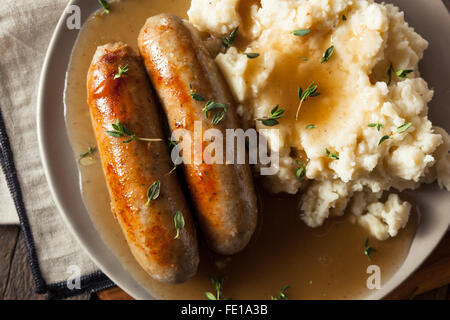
[188, 0, 450, 240]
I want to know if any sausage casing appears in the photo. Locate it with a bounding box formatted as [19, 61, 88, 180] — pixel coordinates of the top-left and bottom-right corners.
[138, 15, 258, 255]
[87, 42, 199, 283]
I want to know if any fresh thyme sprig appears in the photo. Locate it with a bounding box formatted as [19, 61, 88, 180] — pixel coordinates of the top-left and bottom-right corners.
[296, 81, 320, 120]
[223, 26, 239, 48]
[368, 123, 384, 131]
[326, 148, 339, 160]
[244, 52, 260, 59]
[271, 285, 290, 300]
[205, 276, 227, 300]
[396, 69, 413, 78]
[255, 105, 286, 127]
[79, 146, 95, 159]
[396, 122, 413, 133]
[296, 161, 306, 182]
[173, 210, 185, 239]
[292, 29, 310, 37]
[364, 237, 376, 260]
[202, 101, 229, 125]
[98, 0, 110, 14]
[145, 181, 160, 207]
[114, 64, 128, 79]
[387, 64, 414, 84]
[167, 139, 180, 174]
[374, 122, 413, 145]
[189, 83, 205, 101]
[321, 45, 334, 63]
[105, 119, 162, 143]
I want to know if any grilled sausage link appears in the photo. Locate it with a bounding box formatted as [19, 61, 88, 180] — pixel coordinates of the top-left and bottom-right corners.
[138, 15, 258, 255]
[87, 42, 199, 283]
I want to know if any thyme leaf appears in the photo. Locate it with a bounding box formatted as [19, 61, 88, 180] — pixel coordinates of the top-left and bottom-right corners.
[114, 64, 128, 79]
[189, 83, 205, 101]
[105, 119, 162, 143]
[145, 181, 160, 207]
[222, 26, 239, 48]
[292, 29, 310, 37]
[256, 105, 286, 127]
[80, 146, 95, 159]
[98, 0, 110, 14]
[326, 148, 339, 160]
[296, 81, 320, 120]
[321, 45, 335, 63]
[173, 210, 185, 239]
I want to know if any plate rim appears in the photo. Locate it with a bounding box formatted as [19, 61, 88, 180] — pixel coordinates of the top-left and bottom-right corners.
[36, 0, 153, 300]
[36, 0, 450, 300]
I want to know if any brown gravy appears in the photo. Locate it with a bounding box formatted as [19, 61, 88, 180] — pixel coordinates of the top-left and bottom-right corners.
[65, 0, 417, 299]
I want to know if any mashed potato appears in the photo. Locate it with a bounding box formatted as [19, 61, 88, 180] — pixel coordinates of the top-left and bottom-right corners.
[188, 0, 450, 240]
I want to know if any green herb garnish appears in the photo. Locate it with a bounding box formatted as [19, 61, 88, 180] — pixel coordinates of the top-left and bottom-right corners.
[378, 135, 390, 145]
[189, 83, 205, 101]
[296, 161, 306, 182]
[145, 181, 160, 207]
[244, 52, 260, 59]
[80, 146, 95, 159]
[377, 122, 412, 145]
[205, 276, 227, 300]
[396, 69, 413, 79]
[98, 0, 110, 14]
[296, 81, 320, 120]
[256, 105, 286, 127]
[212, 110, 226, 125]
[292, 29, 310, 37]
[105, 119, 162, 143]
[173, 210, 185, 239]
[364, 237, 376, 260]
[321, 45, 335, 63]
[114, 64, 128, 79]
[299, 56, 308, 61]
[342, 15, 347, 21]
[168, 139, 180, 174]
[203, 100, 229, 125]
[368, 123, 384, 131]
[305, 124, 315, 130]
[396, 122, 412, 133]
[223, 26, 239, 48]
[326, 148, 339, 160]
[271, 285, 290, 300]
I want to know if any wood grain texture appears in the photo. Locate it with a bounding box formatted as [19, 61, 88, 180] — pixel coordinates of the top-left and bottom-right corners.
[0, 226, 19, 299]
[0, 225, 90, 300]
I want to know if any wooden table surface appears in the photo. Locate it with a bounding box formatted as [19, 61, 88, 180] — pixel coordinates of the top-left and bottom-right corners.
[1, 224, 448, 300]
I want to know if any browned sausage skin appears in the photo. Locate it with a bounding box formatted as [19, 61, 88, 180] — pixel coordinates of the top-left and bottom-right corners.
[87, 42, 199, 283]
[138, 15, 258, 255]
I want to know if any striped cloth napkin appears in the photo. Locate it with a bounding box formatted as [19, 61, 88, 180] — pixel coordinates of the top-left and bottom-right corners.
[0, 0, 113, 299]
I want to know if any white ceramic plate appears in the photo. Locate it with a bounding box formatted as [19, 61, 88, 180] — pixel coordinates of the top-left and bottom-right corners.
[37, 0, 450, 300]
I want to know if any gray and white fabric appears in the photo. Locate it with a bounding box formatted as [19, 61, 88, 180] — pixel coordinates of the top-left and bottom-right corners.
[0, 0, 113, 299]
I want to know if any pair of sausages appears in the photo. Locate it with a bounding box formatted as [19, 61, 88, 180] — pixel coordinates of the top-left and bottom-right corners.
[87, 14, 258, 283]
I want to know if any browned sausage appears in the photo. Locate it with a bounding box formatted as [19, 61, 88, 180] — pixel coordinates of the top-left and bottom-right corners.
[87, 42, 199, 283]
[138, 14, 258, 255]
